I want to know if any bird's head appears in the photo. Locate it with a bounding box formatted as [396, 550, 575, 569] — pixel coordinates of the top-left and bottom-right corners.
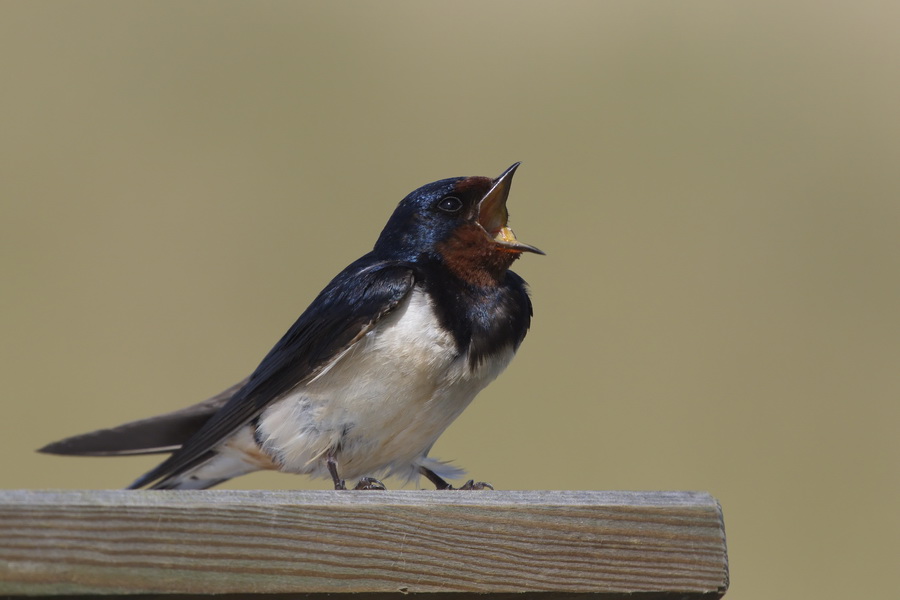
[373, 163, 543, 283]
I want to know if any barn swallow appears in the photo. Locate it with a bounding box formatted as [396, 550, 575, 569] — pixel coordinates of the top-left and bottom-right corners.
[39, 163, 542, 490]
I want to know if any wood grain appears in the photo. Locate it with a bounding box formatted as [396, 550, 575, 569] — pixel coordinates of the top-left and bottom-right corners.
[0, 490, 728, 597]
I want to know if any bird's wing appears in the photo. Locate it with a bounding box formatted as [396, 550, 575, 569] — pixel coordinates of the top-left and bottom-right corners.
[129, 259, 418, 489]
[38, 379, 247, 456]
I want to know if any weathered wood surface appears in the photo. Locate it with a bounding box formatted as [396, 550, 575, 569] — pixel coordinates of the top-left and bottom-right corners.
[0, 490, 728, 597]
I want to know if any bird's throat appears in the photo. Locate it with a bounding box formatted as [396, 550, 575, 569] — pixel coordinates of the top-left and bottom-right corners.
[436, 224, 520, 287]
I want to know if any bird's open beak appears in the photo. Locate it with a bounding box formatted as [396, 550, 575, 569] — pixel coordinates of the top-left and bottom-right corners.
[478, 162, 545, 255]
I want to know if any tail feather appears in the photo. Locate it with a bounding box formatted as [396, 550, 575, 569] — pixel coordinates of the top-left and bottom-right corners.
[139, 445, 262, 490]
[37, 380, 246, 457]
[151, 477, 230, 490]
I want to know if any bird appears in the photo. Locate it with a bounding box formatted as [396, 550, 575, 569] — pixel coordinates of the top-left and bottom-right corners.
[39, 163, 543, 491]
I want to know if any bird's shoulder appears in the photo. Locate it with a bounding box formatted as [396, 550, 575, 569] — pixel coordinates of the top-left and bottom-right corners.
[248, 255, 419, 394]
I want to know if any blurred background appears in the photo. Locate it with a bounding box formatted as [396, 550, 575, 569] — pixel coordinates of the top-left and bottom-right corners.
[1, 2, 897, 598]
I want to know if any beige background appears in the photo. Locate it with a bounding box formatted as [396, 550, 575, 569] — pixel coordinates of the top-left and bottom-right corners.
[2, 2, 897, 598]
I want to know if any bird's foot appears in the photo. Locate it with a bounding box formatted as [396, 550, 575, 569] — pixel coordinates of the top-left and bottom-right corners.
[353, 477, 387, 491]
[451, 479, 494, 491]
[328, 452, 374, 490]
[419, 466, 493, 490]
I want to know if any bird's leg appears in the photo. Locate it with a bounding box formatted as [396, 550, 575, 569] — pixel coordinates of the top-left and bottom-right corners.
[419, 466, 451, 489]
[419, 466, 494, 491]
[327, 451, 386, 490]
[326, 452, 346, 490]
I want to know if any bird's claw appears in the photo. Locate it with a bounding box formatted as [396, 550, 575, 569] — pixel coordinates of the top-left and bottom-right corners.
[333, 476, 386, 490]
[353, 477, 387, 491]
[449, 479, 494, 491]
[420, 467, 494, 490]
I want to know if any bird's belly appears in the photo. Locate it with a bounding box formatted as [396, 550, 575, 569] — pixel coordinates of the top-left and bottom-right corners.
[255, 288, 515, 482]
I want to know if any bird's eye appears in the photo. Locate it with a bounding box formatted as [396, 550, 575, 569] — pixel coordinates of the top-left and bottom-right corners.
[437, 196, 463, 213]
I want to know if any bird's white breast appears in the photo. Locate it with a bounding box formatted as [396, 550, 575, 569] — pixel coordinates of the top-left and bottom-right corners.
[255, 286, 515, 482]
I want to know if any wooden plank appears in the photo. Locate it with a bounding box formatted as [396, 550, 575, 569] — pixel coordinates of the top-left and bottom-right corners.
[0, 490, 728, 597]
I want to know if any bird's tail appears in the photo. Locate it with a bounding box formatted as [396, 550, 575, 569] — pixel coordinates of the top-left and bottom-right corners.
[38, 380, 247, 489]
